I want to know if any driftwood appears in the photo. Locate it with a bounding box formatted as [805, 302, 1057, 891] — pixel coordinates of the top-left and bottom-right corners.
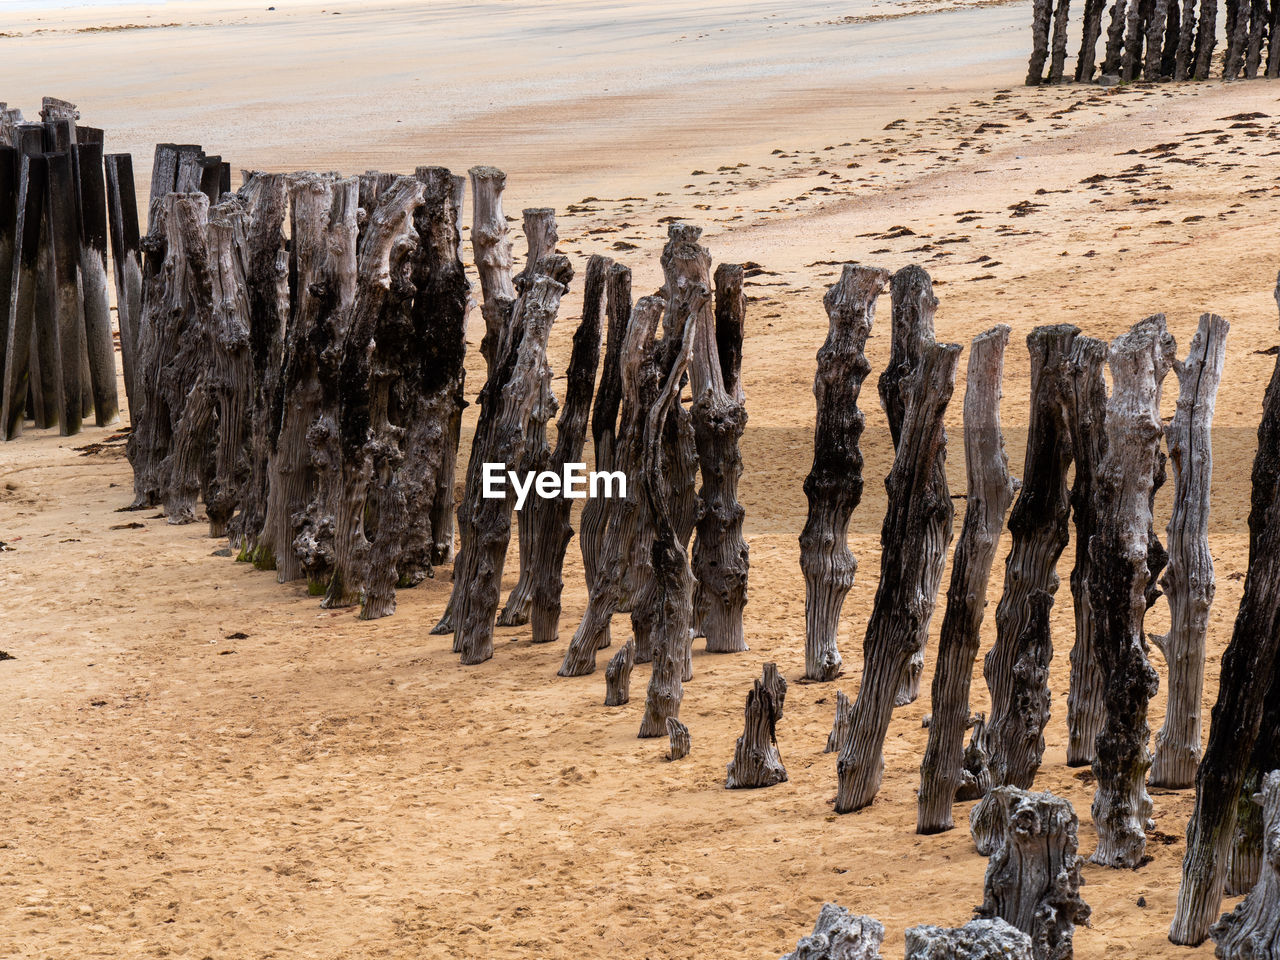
[905, 918, 1033, 960]
[558, 296, 664, 676]
[837, 339, 961, 813]
[1063, 337, 1108, 768]
[1149, 314, 1228, 788]
[800, 265, 888, 681]
[780, 904, 885, 960]
[667, 717, 690, 761]
[1210, 771, 1280, 960]
[104, 153, 144, 412]
[637, 284, 703, 737]
[500, 207, 562, 627]
[917, 325, 1014, 834]
[692, 261, 750, 653]
[725, 678, 787, 788]
[528, 254, 608, 643]
[1089, 316, 1174, 869]
[825, 690, 853, 754]
[604, 638, 635, 706]
[974, 787, 1091, 960]
[73, 140, 118, 427]
[984, 325, 1079, 789]
[880, 265, 952, 706]
[1171, 283, 1280, 946]
[1, 153, 46, 440]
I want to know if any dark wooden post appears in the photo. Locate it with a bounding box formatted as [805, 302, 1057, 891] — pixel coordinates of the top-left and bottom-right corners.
[836, 339, 961, 812]
[1121, 0, 1147, 79]
[528, 254, 607, 644]
[1, 153, 47, 440]
[973, 787, 1091, 960]
[104, 153, 143, 414]
[45, 150, 85, 437]
[1192, 0, 1219, 78]
[1209, 771, 1280, 959]
[918, 325, 1015, 835]
[1170, 281, 1280, 946]
[0, 146, 16, 397]
[880, 265, 952, 705]
[1088, 315, 1175, 869]
[1028, 0, 1054, 82]
[1144, 0, 1173, 77]
[725, 678, 787, 789]
[74, 140, 119, 426]
[800, 264, 888, 682]
[1049, 0, 1073, 81]
[1173, 0, 1198, 78]
[984, 325, 1078, 790]
[1076, 0, 1109, 80]
[1103, 0, 1130, 75]
[1150, 314, 1227, 788]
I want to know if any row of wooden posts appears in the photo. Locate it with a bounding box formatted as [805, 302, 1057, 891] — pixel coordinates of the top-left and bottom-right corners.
[11, 96, 1278, 953]
[1027, 0, 1280, 83]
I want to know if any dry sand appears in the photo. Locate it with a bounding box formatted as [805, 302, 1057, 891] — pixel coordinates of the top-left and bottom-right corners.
[3, 1, 1280, 957]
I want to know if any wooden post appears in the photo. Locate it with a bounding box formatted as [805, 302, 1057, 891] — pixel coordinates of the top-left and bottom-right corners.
[1170, 282, 1280, 947]
[604, 639, 635, 706]
[1268, 0, 1280, 76]
[880, 265, 952, 705]
[1, 153, 47, 440]
[984, 325, 1078, 790]
[781, 905, 884, 960]
[1121, 0, 1147, 79]
[835, 339, 961, 813]
[763, 661, 788, 719]
[1064, 337, 1108, 768]
[800, 265, 888, 682]
[558, 296, 663, 676]
[500, 207, 562, 627]
[692, 261, 750, 654]
[666, 718, 691, 760]
[74, 140, 119, 426]
[1028, 0, 1054, 83]
[1173, 0, 1198, 78]
[1088, 315, 1174, 869]
[637, 282, 704, 737]
[1150, 315, 1227, 788]
[104, 153, 143, 414]
[725, 676, 787, 789]
[528, 254, 607, 644]
[1192, 0, 1219, 78]
[0, 145, 16, 395]
[974, 786, 1091, 960]
[826, 690, 853, 754]
[1209, 771, 1280, 959]
[45, 151, 85, 437]
[1103, 0, 1129, 75]
[918, 325, 1015, 835]
[1076, 0, 1110, 80]
[906, 918, 1033, 960]
[1144, 0, 1173, 77]
[1049, 0, 1073, 81]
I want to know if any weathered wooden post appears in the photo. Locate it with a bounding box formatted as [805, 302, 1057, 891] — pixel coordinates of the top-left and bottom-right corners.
[725, 677, 787, 789]
[74, 140, 118, 426]
[800, 264, 888, 682]
[906, 918, 1033, 960]
[1048, 0, 1073, 80]
[103, 153, 143, 413]
[528, 254, 607, 644]
[1088, 315, 1175, 869]
[836, 339, 961, 813]
[826, 690, 853, 754]
[1170, 283, 1280, 947]
[692, 260, 749, 653]
[637, 283, 703, 738]
[1, 153, 47, 440]
[880, 265, 952, 705]
[45, 151, 85, 437]
[1076, 0, 1109, 80]
[1149, 314, 1228, 788]
[1028, 0, 1054, 83]
[918, 325, 1015, 834]
[781, 905, 884, 960]
[1064, 337, 1108, 768]
[1210, 771, 1280, 959]
[0, 146, 16, 394]
[984, 325, 1079, 789]
[604, 638, 635, 706]
[972, 787, 1091, 960]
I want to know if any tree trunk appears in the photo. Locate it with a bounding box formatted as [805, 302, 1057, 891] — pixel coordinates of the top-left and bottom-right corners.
[455, 267, 570, 664]
[906, 918, 1033, 960]
[666, 718, 691, 761]
[1149, 314, 1227, 788]
[918, 325, 1015, 835]
[1028, 0, 1054, 83]
[880, 265, 952, 705]
[800, 265, 889, 682]
[529, 254, 607, 644]
[500, 207, 562, 627]
[692, 261, 750, 653]
[1049, 0, 1073, 81]
[1064, 337, 1109, 768]
[1, 153, 46, 440]
[558, 295, 663, 676]
[103, 153, 144, 416]
[1088, 315, 1174, 869]
[1076, 0, 1110, 80]
[836, 340, 961, 813]
[1209, 771, 1280, 959]
[781, 905, 885, 960]
[725, 678, 787, 788]
[1172, 279, 1280, 943]
[45, 150, 85, 437]
[984, 325, 1079, 789]
[604, 638, 635, 706]
[637, 283, 703, 737]
[975, 786, 1091, 960]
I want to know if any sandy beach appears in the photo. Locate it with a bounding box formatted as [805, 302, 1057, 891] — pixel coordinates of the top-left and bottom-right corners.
[3, 1, 1280, 957]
